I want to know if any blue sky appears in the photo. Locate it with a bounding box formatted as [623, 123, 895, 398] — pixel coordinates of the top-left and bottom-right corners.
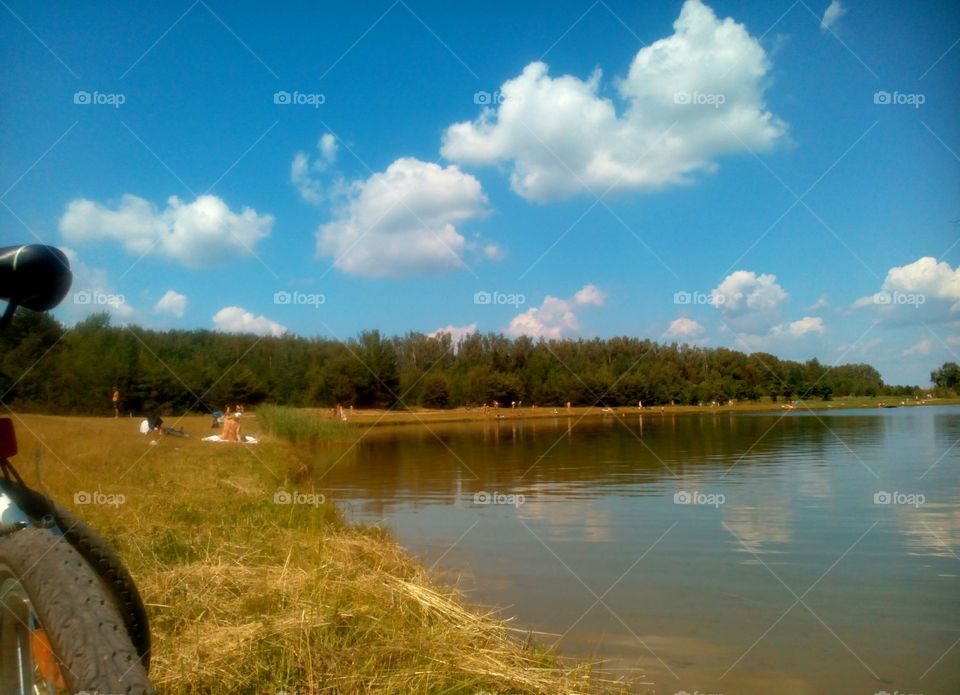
[1, 0, 958, 385]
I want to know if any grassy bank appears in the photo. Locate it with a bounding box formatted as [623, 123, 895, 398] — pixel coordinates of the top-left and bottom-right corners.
[257, 403, 353, 445]
[7, 414, 623, 693]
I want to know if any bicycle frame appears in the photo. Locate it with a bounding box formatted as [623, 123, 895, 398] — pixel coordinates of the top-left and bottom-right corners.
[0, 419, 29, 529]
[0, 419, 57, 534]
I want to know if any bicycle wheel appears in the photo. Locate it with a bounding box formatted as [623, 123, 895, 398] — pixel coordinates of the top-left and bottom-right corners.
[1, 481, 151, 667]
[0, 527, 153, 694]
[48, 501, 152, 668]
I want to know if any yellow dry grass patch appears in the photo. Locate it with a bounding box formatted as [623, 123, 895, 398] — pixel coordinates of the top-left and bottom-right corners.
[5, 413, 628, 694]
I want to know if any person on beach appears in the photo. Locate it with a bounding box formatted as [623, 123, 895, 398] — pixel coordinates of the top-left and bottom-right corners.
[112, 386, 120, 418]
[220, 413, 242, 442]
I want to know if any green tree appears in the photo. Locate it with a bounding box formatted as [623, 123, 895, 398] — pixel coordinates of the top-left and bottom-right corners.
[419, 373, 450, 408]
[931, 362, 960, 390]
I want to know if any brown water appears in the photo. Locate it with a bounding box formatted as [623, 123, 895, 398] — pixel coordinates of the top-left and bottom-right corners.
[307, 406, 960, 694]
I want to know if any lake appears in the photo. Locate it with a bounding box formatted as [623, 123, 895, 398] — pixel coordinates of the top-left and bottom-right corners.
[309, 406, 960, 694]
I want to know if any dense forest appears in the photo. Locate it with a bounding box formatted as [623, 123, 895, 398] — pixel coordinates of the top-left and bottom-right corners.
[0, 310, 926, 416]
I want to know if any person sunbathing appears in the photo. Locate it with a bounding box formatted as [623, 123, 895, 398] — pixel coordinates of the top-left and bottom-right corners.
[220, 414, 242, 442]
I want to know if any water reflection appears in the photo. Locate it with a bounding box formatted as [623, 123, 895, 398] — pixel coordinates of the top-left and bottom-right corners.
[306, 406, 960, 695]
[898, 504, 960, 561]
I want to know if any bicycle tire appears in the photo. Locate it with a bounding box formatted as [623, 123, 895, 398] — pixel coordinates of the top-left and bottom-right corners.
[1, 481, 151, 668]
[0, 526, 153, 693]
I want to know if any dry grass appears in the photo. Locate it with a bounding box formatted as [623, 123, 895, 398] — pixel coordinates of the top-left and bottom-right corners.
[5, 413, 628, 694]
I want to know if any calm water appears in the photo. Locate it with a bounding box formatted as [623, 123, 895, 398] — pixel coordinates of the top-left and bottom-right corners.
[309, 406, 960, 694]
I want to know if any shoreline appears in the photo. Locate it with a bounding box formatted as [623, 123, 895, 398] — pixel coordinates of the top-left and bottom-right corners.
[311, 396, 960, 429]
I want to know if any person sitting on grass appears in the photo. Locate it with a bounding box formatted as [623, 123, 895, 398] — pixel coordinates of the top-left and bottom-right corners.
[147, 413, 164, 436]
[220, 413, 242, 442]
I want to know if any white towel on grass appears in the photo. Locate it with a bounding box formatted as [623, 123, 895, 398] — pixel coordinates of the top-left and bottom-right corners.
[202, 435, 259, 444]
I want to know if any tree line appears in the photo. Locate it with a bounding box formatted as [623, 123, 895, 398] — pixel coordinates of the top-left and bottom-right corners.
[0, 310, 925, 416]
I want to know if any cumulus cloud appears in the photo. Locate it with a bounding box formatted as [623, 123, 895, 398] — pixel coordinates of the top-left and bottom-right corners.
[429, 323, 477, 346]
[769, 316, 826, 338]
[805, 294, 829, 312]
[291, 133, 339, 204]
[212, 306, 285, 337]
[712, 270, 788, 332]
[154, 289, 187, 318]
[820, 1, 846, 32]
[506, 284, 606, 338]
[59, 194, 273, 268]
[724, 314, 826, 352]
[903, 338, 933, 357]
[316, 157, 490, 277]
[664, 317, 705, 340]
[441, 0, 786, 202]
[854, 256, 960, 323]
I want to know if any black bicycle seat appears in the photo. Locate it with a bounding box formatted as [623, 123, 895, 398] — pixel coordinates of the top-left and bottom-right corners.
[0, 245, 72, 312]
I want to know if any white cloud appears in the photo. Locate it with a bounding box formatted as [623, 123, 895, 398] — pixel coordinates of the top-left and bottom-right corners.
[722, 314, 825, 352]
[482, 243, 505, 261]
[316, 157, 490, 277]
[59, 247, 135, 321]
[770, 316, 826, 338]
[574, 284, 606, 306]
[291, 133, 339, 204]
[903, 338, 933, 357]
[854, 257, 960, 323]
[429, 323, 477, 346]
[506, 284, 606, 338]
[805, 294, 828, 312]
[154, 289, 187, 318]
[59, 194, 273, 268]
[712, 270, 788, 332]
[441, 0, 786, 202]
[212, 306, 285, 337]
[664, 317, 705, 339]
[820, 0, 846, 32]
